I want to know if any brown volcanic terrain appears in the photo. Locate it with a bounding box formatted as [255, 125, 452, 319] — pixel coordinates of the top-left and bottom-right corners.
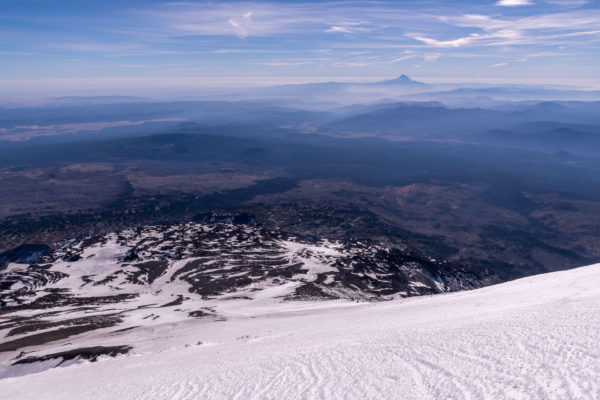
[2, 130, 600, 283]
[2, 166, 599, 282]
[248, 179, 600, 275]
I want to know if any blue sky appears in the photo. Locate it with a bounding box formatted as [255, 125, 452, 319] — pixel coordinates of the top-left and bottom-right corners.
[2, 0, 599, 95]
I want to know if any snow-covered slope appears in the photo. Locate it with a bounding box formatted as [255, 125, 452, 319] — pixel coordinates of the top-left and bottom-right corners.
[0, 221, 486, 370]
[1, 261, 599, 399]
[1, 221, 481, 307]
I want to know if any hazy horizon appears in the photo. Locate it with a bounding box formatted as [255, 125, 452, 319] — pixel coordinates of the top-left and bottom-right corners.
[2, 0, 600, 98]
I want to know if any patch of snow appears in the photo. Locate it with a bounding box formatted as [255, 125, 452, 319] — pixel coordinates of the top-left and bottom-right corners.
[1, 264, 599, 399]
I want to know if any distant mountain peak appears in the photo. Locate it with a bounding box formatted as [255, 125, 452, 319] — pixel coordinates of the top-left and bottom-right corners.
[375, 74, 425, 85]
[395, 74, 412, 81]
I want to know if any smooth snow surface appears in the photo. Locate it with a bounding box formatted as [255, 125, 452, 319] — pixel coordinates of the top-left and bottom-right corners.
[2, 264, 600, 399]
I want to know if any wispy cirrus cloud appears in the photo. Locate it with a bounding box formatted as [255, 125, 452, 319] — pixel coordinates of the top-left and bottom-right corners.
[325, 21, 371, 34]
[2, 0, 600, 91]
[407, 34, 480, 48]
[133, 2, 430, 40]
[407, 29, 522, 48]
[138, 2, 331, 38]
[228, 11, 253, 38]
[496, 0, 534, 6]
[326, 26, 353, 34]
[130, 2, 600, 55]
[410, 10, 600, 48]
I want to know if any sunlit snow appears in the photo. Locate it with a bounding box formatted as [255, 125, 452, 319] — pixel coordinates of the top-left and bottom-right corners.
[1, 263, 598, 399]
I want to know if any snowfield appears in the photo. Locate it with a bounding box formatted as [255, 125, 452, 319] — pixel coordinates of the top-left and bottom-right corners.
[1, 263, 599, 399]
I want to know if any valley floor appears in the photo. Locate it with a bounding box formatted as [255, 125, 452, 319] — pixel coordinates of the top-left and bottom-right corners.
[2, 264, 599, 399]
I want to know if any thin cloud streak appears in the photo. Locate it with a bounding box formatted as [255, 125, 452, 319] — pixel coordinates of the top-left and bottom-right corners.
[496, 0, 534, 6]
[1, 0, 599, 90]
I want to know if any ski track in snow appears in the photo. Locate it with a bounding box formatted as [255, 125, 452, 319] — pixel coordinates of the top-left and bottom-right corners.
[1, 264, 600, 399]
